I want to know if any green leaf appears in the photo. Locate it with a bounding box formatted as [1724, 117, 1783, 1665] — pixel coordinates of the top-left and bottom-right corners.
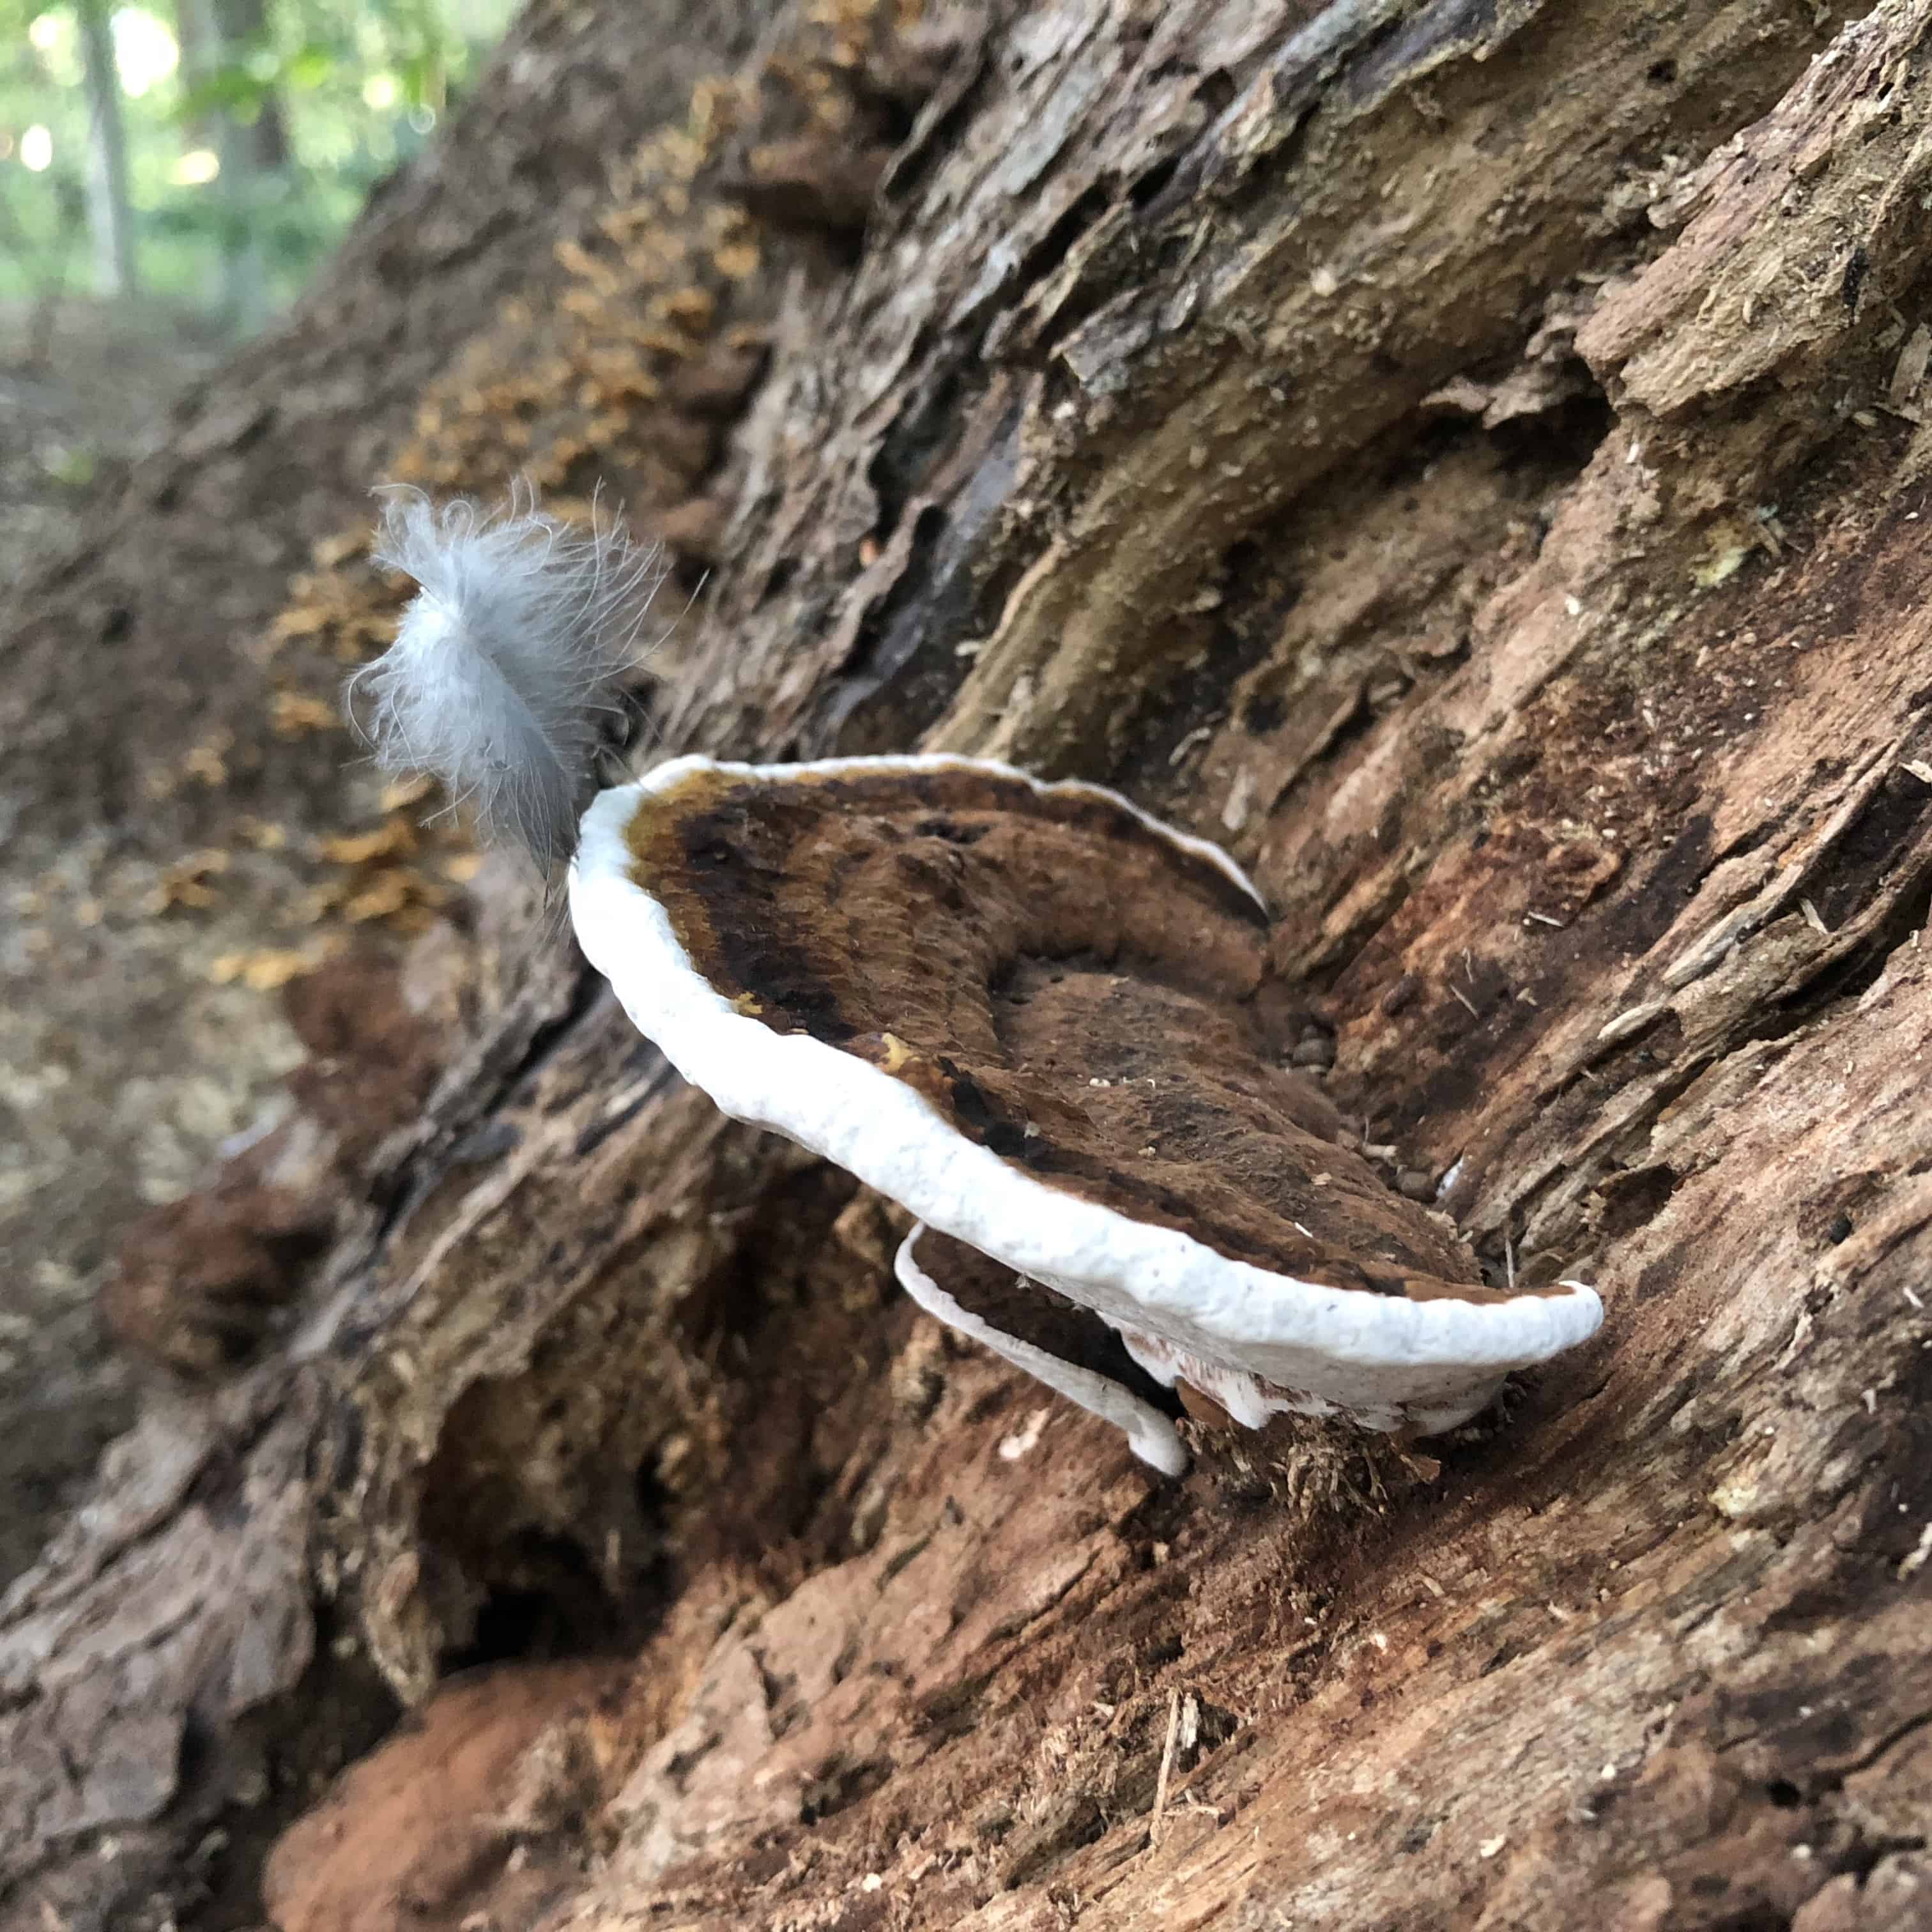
[285, 44, 337, 91]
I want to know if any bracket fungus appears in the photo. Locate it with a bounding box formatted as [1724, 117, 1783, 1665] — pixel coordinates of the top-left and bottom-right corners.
[569, 754, 1604, 1469]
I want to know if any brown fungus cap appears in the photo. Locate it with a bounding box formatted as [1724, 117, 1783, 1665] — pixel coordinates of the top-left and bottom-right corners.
[614, 756, 1480, 1296]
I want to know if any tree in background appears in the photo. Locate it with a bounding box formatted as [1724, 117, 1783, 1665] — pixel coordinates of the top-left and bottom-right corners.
[172, 0, 293, 327]
[1, 0, 512, 329]
[72, 0, 134, 293]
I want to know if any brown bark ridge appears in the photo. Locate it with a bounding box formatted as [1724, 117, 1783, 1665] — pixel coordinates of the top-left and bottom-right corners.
[6, 0, 1932, 1928]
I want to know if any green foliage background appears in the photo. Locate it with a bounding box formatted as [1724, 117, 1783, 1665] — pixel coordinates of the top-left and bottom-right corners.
[1, 0, 515, 321]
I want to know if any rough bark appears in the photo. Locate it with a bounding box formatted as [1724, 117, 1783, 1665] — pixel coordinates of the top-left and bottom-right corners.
[6, 1, 1932, 1929]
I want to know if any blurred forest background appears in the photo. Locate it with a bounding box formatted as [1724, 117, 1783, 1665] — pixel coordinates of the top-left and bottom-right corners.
[1, 0, 512, 575]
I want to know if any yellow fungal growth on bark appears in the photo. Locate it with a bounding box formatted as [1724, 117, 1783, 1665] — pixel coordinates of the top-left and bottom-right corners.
[245, 0, 929, 956]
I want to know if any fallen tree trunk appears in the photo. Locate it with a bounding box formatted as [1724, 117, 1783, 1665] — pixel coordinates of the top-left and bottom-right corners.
[6, 1, 1932, 1928]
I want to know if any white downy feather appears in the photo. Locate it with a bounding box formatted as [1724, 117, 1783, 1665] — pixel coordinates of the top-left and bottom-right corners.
[349, 489, 668, 868]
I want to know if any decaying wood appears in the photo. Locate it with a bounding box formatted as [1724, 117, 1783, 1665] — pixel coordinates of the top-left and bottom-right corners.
[6, 0, 1932, 1928]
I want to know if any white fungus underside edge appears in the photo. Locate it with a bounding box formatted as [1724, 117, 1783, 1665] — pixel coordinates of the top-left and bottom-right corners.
[571, 761, 1604, 1424]
[895, 1227, 1189, 1475]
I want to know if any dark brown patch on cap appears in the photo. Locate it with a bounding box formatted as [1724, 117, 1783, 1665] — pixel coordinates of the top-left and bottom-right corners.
[627, 762, 1523, 1303]
[909, 1228, 1181, 1416]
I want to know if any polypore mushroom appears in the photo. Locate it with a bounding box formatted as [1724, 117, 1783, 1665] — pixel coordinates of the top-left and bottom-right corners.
[568, 754, 1602, 1468]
